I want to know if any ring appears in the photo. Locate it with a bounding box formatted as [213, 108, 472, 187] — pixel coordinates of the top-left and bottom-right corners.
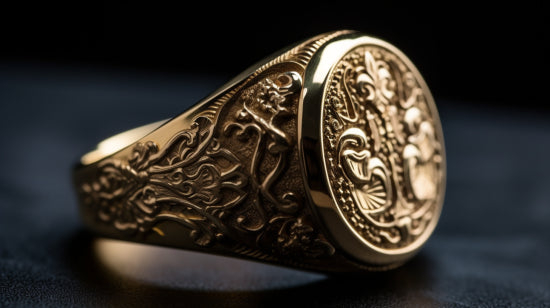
[73, 31, 446, 272]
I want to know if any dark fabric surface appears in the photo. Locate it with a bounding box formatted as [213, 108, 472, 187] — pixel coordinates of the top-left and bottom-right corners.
[0, 63, 549, 307]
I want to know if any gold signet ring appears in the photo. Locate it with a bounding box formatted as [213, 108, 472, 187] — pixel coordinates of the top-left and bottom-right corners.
[74, 31, 446, 272]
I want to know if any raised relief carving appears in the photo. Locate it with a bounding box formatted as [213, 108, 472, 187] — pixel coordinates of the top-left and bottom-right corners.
[339, 127, 392, 213]
[324, 47, 443, 249]
[224, 71, 334, 258]
[403, 106, 440, 201]
[80, 117, 247, 246]
[80, 71, 334, 258]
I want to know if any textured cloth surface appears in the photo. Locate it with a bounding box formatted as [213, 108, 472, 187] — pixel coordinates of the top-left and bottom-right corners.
[0, 64, 549, 307]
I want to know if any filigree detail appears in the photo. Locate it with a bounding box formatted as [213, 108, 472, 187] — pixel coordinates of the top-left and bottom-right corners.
[324, 47, 443, 249]
[224, 72, 301, 228]
[268, 214, 335, 258]
[80, 117, 247, 246]
[80, 70, 334, 259]
[224, 71, 334, 258]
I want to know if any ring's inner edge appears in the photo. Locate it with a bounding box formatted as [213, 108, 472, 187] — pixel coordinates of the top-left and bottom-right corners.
[81, 120, 168, 165]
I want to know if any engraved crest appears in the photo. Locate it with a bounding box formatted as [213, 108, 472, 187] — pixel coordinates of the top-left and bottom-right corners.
[323, 46, 444, 249]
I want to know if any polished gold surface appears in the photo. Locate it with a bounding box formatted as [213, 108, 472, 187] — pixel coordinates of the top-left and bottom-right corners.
[321, 45, 444, 257]
[74, 31, 445, 272]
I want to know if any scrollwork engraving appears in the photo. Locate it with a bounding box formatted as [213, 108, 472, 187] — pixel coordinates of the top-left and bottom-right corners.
[80, 117, 247, 246]
[79, 70, 334, 259]
[323, 47, 443, 249]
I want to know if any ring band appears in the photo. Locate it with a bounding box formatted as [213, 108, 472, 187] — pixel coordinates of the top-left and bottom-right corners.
[73, 31, 446, 272]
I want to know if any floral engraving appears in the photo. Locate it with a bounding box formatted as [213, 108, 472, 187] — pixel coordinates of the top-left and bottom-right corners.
[224, 71, 334, 257]
[324, 47, 444, 249]
[80, 117, 247, 246]
[80, 71, 334, 258]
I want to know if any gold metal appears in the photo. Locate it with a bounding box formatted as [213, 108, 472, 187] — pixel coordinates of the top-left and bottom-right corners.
[74, 31, 446, 272]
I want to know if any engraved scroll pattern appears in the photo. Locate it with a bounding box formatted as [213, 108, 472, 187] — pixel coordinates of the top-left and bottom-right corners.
[79, 71, 334, 258]
[80, 117, 247, 246]
[323, 47, 443, 249]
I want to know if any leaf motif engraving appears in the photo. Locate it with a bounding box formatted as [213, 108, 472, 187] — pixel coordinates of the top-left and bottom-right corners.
[324, 47, 443, 249]
[79, 71, 335, 259]
[80, 117, 248, 246]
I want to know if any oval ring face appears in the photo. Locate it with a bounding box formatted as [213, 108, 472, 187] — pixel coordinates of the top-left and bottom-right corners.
[322, 44, 445, 254]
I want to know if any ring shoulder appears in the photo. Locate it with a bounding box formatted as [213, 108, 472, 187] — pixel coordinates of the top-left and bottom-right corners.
[74, 31, 363, 272]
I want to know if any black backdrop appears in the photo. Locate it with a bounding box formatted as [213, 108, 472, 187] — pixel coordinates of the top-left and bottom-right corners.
[1, 2, 550, 307]
[1, 1, 548, 109]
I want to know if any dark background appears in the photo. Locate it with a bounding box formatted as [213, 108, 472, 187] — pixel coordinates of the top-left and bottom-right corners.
[1, 2, 548, 109]
[1, 2, 550, 307]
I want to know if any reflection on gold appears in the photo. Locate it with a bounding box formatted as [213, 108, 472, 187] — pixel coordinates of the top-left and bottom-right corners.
[81, 120, 167, 164]
[93, 239, 325, 290]
[323, 46, 444, 250]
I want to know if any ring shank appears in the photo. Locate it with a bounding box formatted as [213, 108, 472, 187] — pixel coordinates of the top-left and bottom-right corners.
[81, 120, 168, 165]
